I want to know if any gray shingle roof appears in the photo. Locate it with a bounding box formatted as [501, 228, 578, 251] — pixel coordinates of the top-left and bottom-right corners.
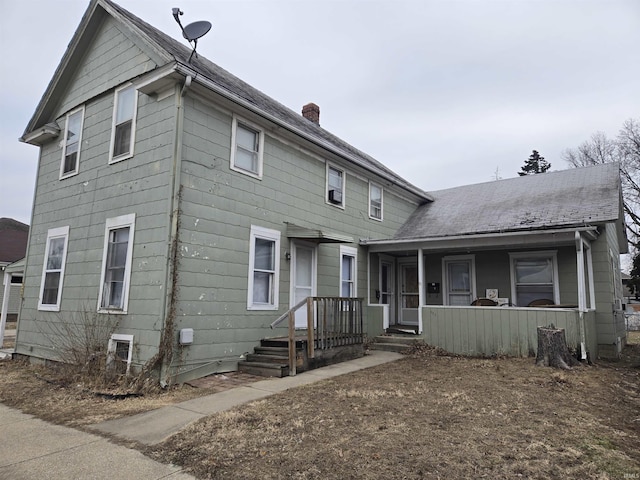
[394, 163, 622, 240]
[103, 0, 430, 201]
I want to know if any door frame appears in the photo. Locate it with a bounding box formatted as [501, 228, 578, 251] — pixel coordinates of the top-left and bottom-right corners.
[442, 254, 477, 306]
[289, 240, 317, 328]
[397, 258, 419, 325]
[379, 255, 396, 325]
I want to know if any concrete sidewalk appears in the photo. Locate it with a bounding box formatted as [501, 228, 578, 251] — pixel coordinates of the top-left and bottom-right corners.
[0, 405, 195, 479]
[0, 350, 402, 479]
[91, 350, 403, 445]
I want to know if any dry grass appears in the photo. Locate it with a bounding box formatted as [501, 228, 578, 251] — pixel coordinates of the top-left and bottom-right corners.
[0, 359, 250, 427]
[145, 339, 640, 480]
[0, 333, 639, 479]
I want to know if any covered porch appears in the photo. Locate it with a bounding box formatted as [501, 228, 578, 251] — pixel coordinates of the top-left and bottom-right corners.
[363, 227, 600, 359]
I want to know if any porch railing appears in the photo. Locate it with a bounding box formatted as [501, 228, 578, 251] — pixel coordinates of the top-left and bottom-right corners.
[270, 297, 364, 375]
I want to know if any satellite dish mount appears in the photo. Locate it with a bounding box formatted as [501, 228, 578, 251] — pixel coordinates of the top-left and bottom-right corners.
[172, 8, 212, 63]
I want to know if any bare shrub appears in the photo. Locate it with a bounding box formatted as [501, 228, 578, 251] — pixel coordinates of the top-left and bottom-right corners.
[35, 306, 123, 389]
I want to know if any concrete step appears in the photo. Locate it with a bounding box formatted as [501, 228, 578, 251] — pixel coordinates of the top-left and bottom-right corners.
[238, 361, 289, 378]
[374, 335, 420, 346]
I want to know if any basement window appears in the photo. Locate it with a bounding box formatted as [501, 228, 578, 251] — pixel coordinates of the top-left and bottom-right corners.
[107, 334, 134, 375]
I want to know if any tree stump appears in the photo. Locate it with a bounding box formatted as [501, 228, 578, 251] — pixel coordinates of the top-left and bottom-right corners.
[535, 325, 580, 370]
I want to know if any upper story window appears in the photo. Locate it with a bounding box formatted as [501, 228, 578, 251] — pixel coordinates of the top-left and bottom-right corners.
[369, 182, 383, 220]
[38, 226, 70, 311]
[60, 107, 84, 179]
[110, 84, 138, 163]
[230, 116, 264, 178]
[98, 214, 136, 313]
[509, 251, 559, 307]
[247, 225, 280, 310]
[327, 165, 345, 207]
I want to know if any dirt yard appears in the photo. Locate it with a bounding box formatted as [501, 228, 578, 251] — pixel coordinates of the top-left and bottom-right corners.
[1, 333, 639, 479]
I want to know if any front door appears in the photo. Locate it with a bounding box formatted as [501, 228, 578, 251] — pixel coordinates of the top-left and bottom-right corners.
[380, 260, 396, 325]
[399, 263, 419, 325]
[291, 242, 316, 328]
[444, 257, 475, 305]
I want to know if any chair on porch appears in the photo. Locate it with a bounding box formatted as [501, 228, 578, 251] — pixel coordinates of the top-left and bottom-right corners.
[527, 298, 555, 307]
[471, 298, 497, 306]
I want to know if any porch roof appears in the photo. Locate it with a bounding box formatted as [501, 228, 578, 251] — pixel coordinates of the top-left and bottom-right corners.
[286, 223, 354, 244]
[363, 163, 626, 251]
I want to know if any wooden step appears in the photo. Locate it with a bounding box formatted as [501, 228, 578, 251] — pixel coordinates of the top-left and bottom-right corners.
[238, 361, 289, 378]
[246, 353, 289, 364]
[254, 346, 290, 356]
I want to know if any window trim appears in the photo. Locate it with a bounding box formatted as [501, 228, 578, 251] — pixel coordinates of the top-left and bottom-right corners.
[369, 182, 383, 221]
[442, 254, 476, 306]
[38, 226, 70, 312]
[509, 250, 560, 307]
[340, 245, 358, 297]
[230, 115, 264, 179]
[97, 214, 136, 314]
[109, 84, 138, 164]
[247, 225, 281, 310]
[60, 106, 85, 179]
[107, 333, 134, 375]
[326, 164, 346, 209]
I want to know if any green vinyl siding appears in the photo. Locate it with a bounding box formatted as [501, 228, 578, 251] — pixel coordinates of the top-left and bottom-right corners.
[169, 92, 419, 378]
[17, 21, 178, 369]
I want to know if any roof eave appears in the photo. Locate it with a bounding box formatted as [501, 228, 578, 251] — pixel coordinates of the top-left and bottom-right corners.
[173, 62, 433, 203]
[361, 226, 601, 252]
[22, 0, 174, 139]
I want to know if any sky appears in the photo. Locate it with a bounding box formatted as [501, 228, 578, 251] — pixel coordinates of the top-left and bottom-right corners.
[1, 0, 639, 227]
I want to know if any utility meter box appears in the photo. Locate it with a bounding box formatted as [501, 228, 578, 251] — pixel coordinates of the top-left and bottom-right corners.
[179, 328, 194, 345]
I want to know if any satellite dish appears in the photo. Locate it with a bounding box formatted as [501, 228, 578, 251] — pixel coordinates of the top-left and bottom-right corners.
[183, 21, 212, 42]
[172, 8, 212, 63]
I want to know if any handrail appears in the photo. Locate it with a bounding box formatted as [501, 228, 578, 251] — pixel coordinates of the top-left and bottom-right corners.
[270, 298, 308, 329]
[269, 296, 364, 376]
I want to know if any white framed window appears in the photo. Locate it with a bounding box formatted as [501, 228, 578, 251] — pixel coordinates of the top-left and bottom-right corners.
[230, 116, 264, 178]
[247, 225, 281, 310]
[109, 84, 138, 163]
[107, 333, 134, 375]
[509, 251, 559, 307]
[340, 246, 358, 297]
[60, 107, 84, 179]
[369, 182, 383, 220]
[442, 255, 476, 306]
[38, 226, 70, 311]
[327, 164, 345, 207]
[98, 214, 136, 313]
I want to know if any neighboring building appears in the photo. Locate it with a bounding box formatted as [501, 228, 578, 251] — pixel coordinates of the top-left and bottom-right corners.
[0, 218, 28, 324]
[16, 0, 628, 382]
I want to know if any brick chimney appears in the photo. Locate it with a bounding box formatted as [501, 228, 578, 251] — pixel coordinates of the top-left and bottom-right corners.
[302, 103, 320, 125]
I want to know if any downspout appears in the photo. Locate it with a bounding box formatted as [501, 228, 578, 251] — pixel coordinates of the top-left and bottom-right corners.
[418, 248, 424, 334]
[159, 75, 191, 386]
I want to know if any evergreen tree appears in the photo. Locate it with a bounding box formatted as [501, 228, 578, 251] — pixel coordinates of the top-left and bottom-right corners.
[518, 150, 551, 176]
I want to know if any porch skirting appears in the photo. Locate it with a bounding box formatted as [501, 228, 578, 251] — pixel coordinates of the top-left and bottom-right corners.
[420, 306, 597, 359]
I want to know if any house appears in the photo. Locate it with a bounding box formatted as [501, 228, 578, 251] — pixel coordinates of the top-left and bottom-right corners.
[0, 218, 28, 334]
[16, 0, 627, 382]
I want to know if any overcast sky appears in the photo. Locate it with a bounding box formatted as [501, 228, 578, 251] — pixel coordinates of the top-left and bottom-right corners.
[1, 0, 639, 226]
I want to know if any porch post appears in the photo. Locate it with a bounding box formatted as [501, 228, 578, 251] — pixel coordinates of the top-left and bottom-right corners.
[575, 232, 587, 312]
[418, 247, 424, 334]
[575, 232, 588, 360]
[586, 244, 596, 310]
[0, 270, 11, 348]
